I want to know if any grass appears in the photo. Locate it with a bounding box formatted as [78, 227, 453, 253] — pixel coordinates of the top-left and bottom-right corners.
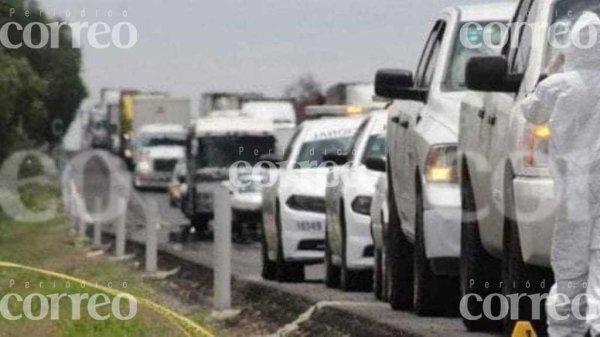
[0, 184, 215, 337]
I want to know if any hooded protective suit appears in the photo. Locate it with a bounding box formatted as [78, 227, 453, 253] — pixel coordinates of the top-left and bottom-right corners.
[522, 12, 600, 336]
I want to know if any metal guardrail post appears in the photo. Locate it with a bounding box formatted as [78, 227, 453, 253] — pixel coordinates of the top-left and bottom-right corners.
[213, 182, 232, 310]
[114, 195, 128, 258]
[146, 199, 158, 273]
[92, 197, 103, 247]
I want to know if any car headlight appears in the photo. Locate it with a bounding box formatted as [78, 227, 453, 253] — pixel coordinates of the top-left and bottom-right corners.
[425, 145, 458, 183]
[137, 161, 152, 175]
[351, 196, 372, 216]
[124, 149, 132, 158]
[286, 195, 326, 213]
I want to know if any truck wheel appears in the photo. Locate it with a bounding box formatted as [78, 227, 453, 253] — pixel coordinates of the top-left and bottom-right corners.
[503, 177, 553, 335]
[386, 178, 414, 310]
[413, 187, 459, 316]
[274, 202, 305, 283]
[374, 247, 384, 300]
[192, 215, 210, 240]
[260, 222, 277, 281]
[325, 224, 340, 288]
[460, 162, 502, 331]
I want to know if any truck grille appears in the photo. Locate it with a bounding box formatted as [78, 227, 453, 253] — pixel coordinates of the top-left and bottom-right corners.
[153, 159, 177, 172]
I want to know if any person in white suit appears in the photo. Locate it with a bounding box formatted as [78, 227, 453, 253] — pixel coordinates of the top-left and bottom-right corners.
[522, 11, 600, 337]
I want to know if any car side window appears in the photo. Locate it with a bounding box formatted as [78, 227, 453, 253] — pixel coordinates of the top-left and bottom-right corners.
[283, 127, 303, 162]
[506, 0, 535, 74]
[416, 21, 446, 88]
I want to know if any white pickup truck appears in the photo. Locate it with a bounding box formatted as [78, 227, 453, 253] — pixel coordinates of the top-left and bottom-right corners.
[374, 3, 515, 316]
[458, 0, 588, 333]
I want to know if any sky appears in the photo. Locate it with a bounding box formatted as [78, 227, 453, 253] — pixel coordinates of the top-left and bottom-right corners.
[37, 0, 509, 109]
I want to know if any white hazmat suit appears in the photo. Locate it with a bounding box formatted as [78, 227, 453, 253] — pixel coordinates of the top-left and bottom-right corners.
[522, 12, 600, 337]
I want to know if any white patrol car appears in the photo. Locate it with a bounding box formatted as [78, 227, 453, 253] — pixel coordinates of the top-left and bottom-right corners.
[323, 111, 387, 290]
[183, 115, 276, 237]
[261, 117, 363, 282]
[133, 124, 187, 189]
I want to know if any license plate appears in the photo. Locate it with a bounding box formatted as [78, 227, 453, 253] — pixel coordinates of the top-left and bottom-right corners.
[297, 221, 322, 231]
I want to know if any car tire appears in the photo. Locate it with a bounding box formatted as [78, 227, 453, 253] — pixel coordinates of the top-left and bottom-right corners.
[374, 248, 384, 300]
[460, 161, 503, 332]
[260, 222, 277, 281]
[502, 171, 553, 335]
[192, 214, 210, 240]
[274, 201, 305, 283]
[325, 224, 340, 288]
[386, 175, 414, 310]
[413, 184, 459, 316]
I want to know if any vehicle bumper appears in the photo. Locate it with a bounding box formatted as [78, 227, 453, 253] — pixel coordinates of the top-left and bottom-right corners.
[231, 193, 262, 212]
[345, 211, 374, 270]
[513, 176, 554, 268]
[134, 173, 171, 188]
[280, 205, 325, 263]
[423, 184, 461, 265]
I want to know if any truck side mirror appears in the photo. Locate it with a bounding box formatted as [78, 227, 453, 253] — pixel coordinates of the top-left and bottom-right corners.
[259, 153, 283, 169]
[466, 56, 522, 93]
[375, 69, 428, 102]
[365, 156, 386, 172]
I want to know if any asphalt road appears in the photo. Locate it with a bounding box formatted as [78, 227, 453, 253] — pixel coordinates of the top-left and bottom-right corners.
[76, 151, 500, 337]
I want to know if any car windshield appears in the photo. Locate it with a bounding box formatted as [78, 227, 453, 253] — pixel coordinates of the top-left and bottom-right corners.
[546, 0, 600, 67]
[361, 134, 386, 165]
[195, 135, 276, 168]
[443, 21, 507, 91]
[139, 135, 185, 147]
[294, 137, 352, 169]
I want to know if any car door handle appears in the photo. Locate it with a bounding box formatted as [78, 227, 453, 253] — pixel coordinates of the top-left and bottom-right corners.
[477, 109, 486, 119]
[400, 121, 410, 129]
[488, 115, 497, 126]
[391, 116, 400, 124]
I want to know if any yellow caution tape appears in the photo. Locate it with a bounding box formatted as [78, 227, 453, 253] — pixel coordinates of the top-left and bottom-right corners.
[511, 321, 538, 337]
[0, 261, 213, 337]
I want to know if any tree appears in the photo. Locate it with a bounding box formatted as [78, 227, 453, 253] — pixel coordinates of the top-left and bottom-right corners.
[283, 74, 325, 123]
[0, 0, 87, 151]
[283, 74, 323, 101]
[0, 53, 47, 159]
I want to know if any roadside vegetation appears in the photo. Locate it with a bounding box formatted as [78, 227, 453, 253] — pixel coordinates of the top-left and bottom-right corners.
[0, 183, 214, 337]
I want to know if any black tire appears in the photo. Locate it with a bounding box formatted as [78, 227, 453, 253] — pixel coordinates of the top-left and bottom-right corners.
[386, 174, 414, 310]
[325, 221, 340, 288]
[192, 214, 210, 240]
[274, 202, 305, 283]
[502, 170, 553, 336]
[413, 183, 459, 316]
[260, 222, 277, 281]
[374, 248, 384, 300]
[460, 161, 503, 332]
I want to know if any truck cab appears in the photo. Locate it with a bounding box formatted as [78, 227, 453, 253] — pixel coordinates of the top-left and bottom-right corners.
[183, 116, 276, 237]
[132, 124, 186, 189]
